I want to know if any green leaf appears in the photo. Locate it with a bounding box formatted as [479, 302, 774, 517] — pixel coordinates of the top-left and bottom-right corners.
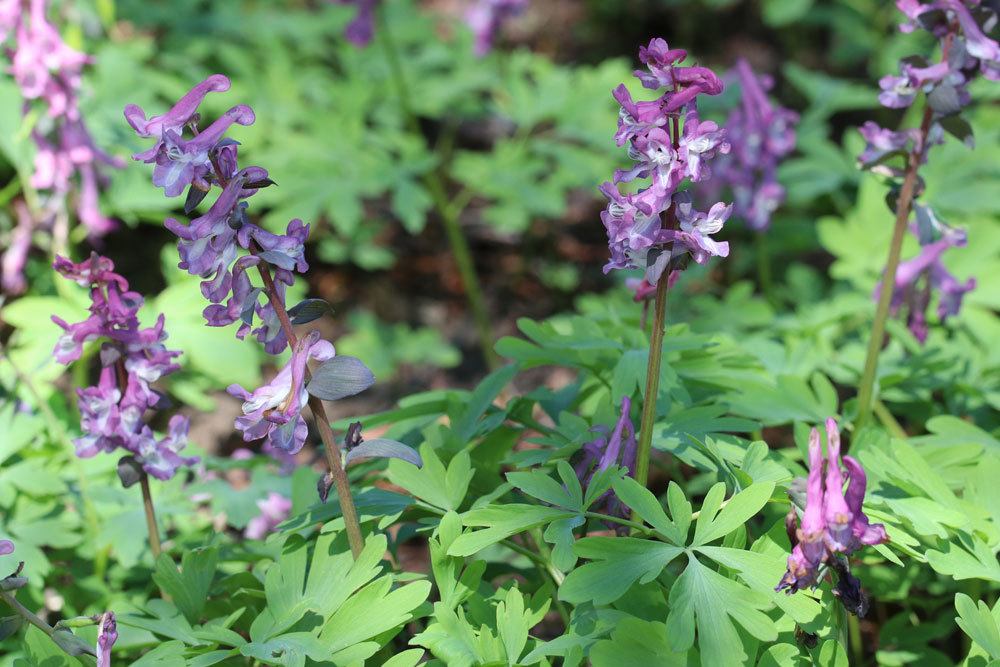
[926, 537, 1000, 583]
[240, 633, 330, 667]
[388, 445, 472, 511]
[611, 477, 687, 545]
[452, 364, 518, 443]
[319, 578, 431, 653]
[559, 537, 682, 606]
[507, 465, 581, 510]
[666, 554, 776, 666]
[448, 505, 575, 557]
[589, 617, 688, 666]
[152, 546, 219, 623]
[692, 482, 775, 547]
[956, 593, 1000, 660]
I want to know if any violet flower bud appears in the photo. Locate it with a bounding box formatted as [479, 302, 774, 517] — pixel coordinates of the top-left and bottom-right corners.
[573, 397, 637, 533]
[328, 0, 380, 47]
[96, 612, 117, 667]
[0, 540, 13, 556]
[823, 418, 854, 552]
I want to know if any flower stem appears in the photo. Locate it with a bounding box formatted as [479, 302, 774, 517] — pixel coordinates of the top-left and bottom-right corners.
[112, 358, 164, 560]
[855, 104, 935, 430]
[139, 475, 162, 559]
[0, 589, 57, 639]
[376, 7, 498, 370]
[634, 275, 669, 488]
[755, 232, 777, 307]
[253, 257, 365, 559]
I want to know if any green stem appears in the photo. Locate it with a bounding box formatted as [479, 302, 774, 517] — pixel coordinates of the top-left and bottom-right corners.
[855, 46, 947, 430]
[848, 613, 864, 665]
[377, 7, 498, 370]
[755, 232, 777, 307]
[634, 276, 670, 488]
[872, 400, 906, 439]
[253, 256, 366, 559]
[139, 475, 162, 559]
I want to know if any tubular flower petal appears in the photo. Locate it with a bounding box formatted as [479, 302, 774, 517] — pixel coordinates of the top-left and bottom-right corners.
[573, 397, 637, 532]
[228, 330, 336, 455]
[778, 419, 887, 596]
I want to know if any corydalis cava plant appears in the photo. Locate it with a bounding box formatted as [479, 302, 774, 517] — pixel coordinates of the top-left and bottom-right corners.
[778, 419, 888, 617]
[51, 253, 196, 480]
[0, 0, 122, 294]
[603, 38, 731, 489]
[855, 0, 995, 424]
[125, 74, 421, 558]
[862, 0, 992, 338]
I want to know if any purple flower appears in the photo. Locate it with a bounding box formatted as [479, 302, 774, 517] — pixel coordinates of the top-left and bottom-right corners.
[124, 74, 231, 150]
[128, 77, 310, 355]
[708, 59, 797, 232]
[148, 105, 256, 197]
[601, 39, 729, 277]
[678, 108, 729, 182]
[1, 201, 34, 295]
[466, 0, 528, 57]
[876, 216, 975, 342]
[329, 0, 380, 47]
[4, 0, 121, 239]
[858, 121, 919, 167]
[96, 612, 116, 667]
[244, 492, 293, 539]
[573, 397, 637, 532]
[672, 192, 731, 264]
[0, 540, 13, 556]
[228, 330, 336, 455]
[52, 254, 196, 480]
[778, 419, 887, 595]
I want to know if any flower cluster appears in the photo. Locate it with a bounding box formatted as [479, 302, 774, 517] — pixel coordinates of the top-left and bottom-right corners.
[879, 206, 975, 342]
[711, 59, 798, 232]
[126, 75, 309, 355]
[244, 492, 293, 540]
[858, 0, 993, 339]
[228, 330, 336, 456]
[329, 0, 379, 46]
[466, 0, 528, 56]
[51, 254, 196, 480]
[573, 397, 637, 532]
[0, 0, 122, 293]
[601, 38, 730, 283]
[777, 419, 887, 614]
